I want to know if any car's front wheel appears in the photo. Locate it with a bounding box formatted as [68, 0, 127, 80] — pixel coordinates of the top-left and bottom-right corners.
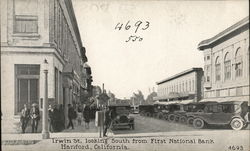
[168, 114, 175, 122]
[230, 118, 244, 130]
[193, 118, 205, 129]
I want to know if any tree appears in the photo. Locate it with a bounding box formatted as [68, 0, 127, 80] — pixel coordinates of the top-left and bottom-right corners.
[132, 90, 145, 105]
[146, 92, 157, 104]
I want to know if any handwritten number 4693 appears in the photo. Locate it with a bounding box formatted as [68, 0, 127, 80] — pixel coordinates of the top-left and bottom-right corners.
[115, 21, 150, 33]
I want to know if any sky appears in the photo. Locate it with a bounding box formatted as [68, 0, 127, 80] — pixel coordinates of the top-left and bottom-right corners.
[72, 0, 249, 99]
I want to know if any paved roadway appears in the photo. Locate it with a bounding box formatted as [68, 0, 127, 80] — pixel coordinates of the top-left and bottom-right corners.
[112, 114, 196, 135]
[112, 113, 248, 135]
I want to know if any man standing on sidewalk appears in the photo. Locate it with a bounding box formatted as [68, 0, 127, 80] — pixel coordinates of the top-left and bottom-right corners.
[103, 107, 112, 137]
[20, 104, 30, 133]
[67, 104, 74, 129]
[30, 103, 40, 133]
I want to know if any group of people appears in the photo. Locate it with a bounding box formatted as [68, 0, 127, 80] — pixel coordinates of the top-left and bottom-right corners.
[67, 104, 91, 130]
[48, 104, 65, 132]
[20, 103, 40, 133]
[20, 102, 115, 136]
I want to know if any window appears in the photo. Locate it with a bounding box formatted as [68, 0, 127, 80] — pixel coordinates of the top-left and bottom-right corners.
[15, 65, 40, 114]
[185, 81, 188, 91]
[215, 56, 221, 81]
[235, 48, 243, 77]
[224, 53, 231, 80]
[189, 80, 191, 91]
[14, 0, 38, 33]
[192, 80, 194, 91]
[205, 65, 211, 82]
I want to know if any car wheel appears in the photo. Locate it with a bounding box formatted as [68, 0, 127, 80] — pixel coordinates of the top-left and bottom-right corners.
[193, 118, 205, 129]
[187, 117, 194, 125]
[168, 114, 175, 122]
[180, 116, 187, 124]
[230, 118, 244, 130]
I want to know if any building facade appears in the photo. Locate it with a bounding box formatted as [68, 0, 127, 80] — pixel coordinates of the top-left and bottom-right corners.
[1, 0, 91, 133]
[198, 16, 249, 102]
[155, 68, 204, 103]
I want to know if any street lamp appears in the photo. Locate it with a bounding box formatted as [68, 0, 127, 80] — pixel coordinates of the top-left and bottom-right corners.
[42, 59, 50, 139]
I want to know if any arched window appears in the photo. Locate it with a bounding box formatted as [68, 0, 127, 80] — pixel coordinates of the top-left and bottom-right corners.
[224, 52, 231, 80]
[215, 56, 221, 81]
[235, 47, 243, 77]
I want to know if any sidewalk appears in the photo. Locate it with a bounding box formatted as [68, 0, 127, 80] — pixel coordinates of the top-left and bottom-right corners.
[2, 120, 113, 141]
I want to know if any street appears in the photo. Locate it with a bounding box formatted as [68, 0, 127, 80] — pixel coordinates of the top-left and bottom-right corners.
[112, 114, 196, 135]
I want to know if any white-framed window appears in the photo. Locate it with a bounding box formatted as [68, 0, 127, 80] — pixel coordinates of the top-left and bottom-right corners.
[14, 0, 38, 34]
[215, 56, 221, 81]
[15, 64, 40, 114]
[235, 47, 243, 78]
[224, 52, 231, 80]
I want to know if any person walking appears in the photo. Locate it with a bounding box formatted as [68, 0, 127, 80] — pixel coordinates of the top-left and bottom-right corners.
[20, 104, 30, 133]
[58, 104, 65, 131]
[48, 104, 54, 132]
[103, 107, 112, 137]
[30, 103, 40, 133]
[77, 105, 83, 126]
[67, 104, 74, 129]
[83, 105, 90, 129]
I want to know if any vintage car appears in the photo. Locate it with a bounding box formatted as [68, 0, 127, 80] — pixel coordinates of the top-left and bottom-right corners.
[138, 104, 155, 117]
[190, 101, 249, 130]
[185, 101, 218, 125]
[109, 105, 135, 130]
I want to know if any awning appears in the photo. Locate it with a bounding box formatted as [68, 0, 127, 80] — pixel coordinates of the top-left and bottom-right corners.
[200, 96, 250, 105]
[153, 92, 194, 101]
[153, 99, 194, 105]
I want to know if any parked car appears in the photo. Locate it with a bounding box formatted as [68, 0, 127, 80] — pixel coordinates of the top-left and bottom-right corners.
[190, 101, 249, 130]
[109, 105, 135, 130]
[184, 101, 218, 125]
[138, 104, 155, 117]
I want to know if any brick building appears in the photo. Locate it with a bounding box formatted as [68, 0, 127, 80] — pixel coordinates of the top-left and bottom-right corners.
[1, 0, 92, 133]
[198, 16, 249, 102]
[154, 68, 204, 104]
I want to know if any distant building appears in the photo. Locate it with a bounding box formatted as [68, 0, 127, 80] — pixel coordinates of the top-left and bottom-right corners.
[154, 68, 204, 103]
[198, 16, 249, 102]
[1, 0, 91, 132]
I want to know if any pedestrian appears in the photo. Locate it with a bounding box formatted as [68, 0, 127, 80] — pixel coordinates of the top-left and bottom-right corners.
[83, 105, 90, 129]
[67, 104, 75, 129]
[30, 103, 40, 133]
[48, 104, 54, 132]
[20, 104, 30, 133]
[103, 106, 112, 137]
[58, 104, 65, 131]
[77, 105, 83, 126]
[53, 105, 61, 132]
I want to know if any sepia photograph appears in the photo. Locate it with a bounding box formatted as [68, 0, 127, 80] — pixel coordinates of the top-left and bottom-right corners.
[1, 0, 249, 151]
